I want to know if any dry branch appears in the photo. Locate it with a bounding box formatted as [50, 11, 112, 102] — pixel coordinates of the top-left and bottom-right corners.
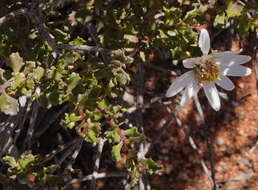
[90, 138, 106, 190]
[0, 8, 28, 26]
[64, 171, 127, 189]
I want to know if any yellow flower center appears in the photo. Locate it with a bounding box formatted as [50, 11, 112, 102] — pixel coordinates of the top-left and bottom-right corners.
[194, 57, 220, 83]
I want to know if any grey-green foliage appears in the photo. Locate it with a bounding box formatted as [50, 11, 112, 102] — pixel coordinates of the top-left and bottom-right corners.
[0, 0, 256, 187]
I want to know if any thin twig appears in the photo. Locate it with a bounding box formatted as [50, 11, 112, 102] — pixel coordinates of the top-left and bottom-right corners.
[29, 10, 60, 58]
[85, 23, 110, 64]
[14, 97, 32, 151]
[33, 104, 69, 139]
[41, 137, 83, 164]
[90, 138, 106, 190]
[135, 59, 145, 190]
[25, 101, 39, 149]
[0, 117, 18, 157]
[0, 8, 28, 26]
[164, 103, 215, 189]
[136, 62, 144, 131]
[65, 137, 83, 168]
[57, 44, 125, 59]
[143, 102, 183, 155]
[135, 56, 151, 190]
[0, 6, 127, 62]
[55, 138, 82, 165]
[194, 95, 217, 190]
[64, 172, 127, 189]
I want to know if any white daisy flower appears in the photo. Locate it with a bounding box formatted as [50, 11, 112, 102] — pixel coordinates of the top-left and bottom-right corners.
[166, 29, 252, 111]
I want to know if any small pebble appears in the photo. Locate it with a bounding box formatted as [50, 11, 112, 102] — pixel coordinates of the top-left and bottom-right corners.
[216, 137, 225, 146]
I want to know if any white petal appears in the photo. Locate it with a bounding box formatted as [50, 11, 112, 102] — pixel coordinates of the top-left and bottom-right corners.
[203, 83, 221, 111]
[180, 82, 200, 106]
[222, 65, 252, 76]
[180, 86, 194, 106]
[199, 29, 210, 55]
[215, 55, 251, 67]
[216, 75, 235, 91]
[183, 57, 201, 68]
[165, 71, 194, 97]
[212, 50, 241, 57]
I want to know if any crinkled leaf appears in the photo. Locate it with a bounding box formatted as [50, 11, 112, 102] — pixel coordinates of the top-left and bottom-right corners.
[84, 123, 101, 143]
[0, 95, 19, 116]
[128, 136, 142, 145]
[184, 8, 200, 21]
[0, 95, 9, 111]
[3, 156, 19, 170]
[141, 158, 162, 175]
[67, 122, 76, 129]
[106, 129, 121, 144]
[115, 73, 128, 85]
[214, 13, 226, 26]
[12, 72, 26, 88]
[97, 99, 108, 110]
[226, 0, 243, 17]
[67, 72, 81, 92]
[18, 155, 36, 169]
[93, 111, 103, 121]
[124, 127, 141, 137]
[129, 161, 141, 186]
[69, 113, 81, 122]
[33, 67, 45, 80]
[45, 88, 60, 108]
[69, 37, 86, 45]
[6, 52, 24, 73]
[112, 142, 123, 162]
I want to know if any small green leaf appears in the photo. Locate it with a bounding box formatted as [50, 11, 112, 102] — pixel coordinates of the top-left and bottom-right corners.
[106, 129, 121, 143]
[44, 86, 60, 108]
[69, 37, 86, 45]
[128, 136, 142, 145]
[84, 122, 101, 143]
[13, 72, 26, 88]
[141, 158, 162, 175]
[67, 122, 76, 129]
[0, 95, 19, 116]
[124, 127, 141, 137]
[97, 99, 108, 110]
[115, 73, 128, 85]
[214, 13, 226, 26]
[3, 156, 19, 170]
[6, 52, 24, 73]
[0, 95, 9, 110]
[86, 129, 98, 142]
[18, 155, 35, 169]
[67, 72, 81, 92]
[129, 161, 141, 186]
[226, 1, 243, 17]
[93, 111, 103, 121]
[69, 113, 81, 122]
[54, 28, 70, 41]
[112, 142, 123, 162]
[184, 8, 200, 21]
[33, 67, 45, 80]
